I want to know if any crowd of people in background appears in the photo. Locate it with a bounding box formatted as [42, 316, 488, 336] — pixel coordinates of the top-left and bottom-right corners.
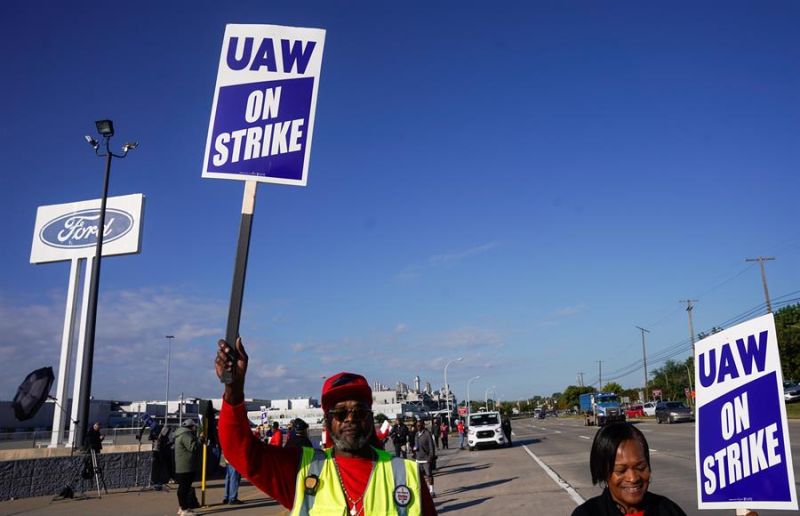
[251, 417, 314, 448]
[75, 372, 743, 516]
[95, 400, 481, 516]
[87, 405, 478, 516]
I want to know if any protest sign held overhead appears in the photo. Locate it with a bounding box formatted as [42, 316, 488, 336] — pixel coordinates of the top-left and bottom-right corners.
[203, 24, 326, 186]
[694, 313, 797, 511]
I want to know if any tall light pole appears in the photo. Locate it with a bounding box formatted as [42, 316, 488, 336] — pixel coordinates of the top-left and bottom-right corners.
[443, 356, 462, 426]
[164, 335, 175, 424]
[636, 326, 650, 401]
[466, 375, 480, 422]
[75, 120, 137, 447]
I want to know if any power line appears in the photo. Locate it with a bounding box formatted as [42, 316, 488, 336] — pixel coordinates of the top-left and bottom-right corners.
[599, 296, 800, 385]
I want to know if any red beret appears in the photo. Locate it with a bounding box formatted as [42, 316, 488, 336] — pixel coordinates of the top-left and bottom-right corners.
[321, 372, 372, 412]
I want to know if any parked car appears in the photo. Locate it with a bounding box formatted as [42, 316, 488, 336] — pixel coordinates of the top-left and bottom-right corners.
[655, 401, 694, 424]
[785, 383, 800, 403]
[643, 402, 657, 417]
[625, 404, 644, 418]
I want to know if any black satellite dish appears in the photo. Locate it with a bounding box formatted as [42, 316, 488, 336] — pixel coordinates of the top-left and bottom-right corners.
[12, 367, 55, 421]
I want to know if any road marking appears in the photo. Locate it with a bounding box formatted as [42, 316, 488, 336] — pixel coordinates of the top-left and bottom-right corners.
[553, 430, 562, 434]
[523, 444, 585, 506]
[578, 435, 591, 440]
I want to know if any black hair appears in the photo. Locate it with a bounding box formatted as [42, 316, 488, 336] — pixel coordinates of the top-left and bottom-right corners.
[589, 423, 650, 485]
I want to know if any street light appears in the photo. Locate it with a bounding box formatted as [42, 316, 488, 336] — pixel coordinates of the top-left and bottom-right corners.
[75, 120, 137, 448]
[165, 335, 175, 424]
[466, 375, 480, 422]
[485, 386, 496, 411]
[443, 356, 463, 426]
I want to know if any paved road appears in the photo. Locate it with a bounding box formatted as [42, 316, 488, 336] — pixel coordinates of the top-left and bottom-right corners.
[3, 418, 798, 515]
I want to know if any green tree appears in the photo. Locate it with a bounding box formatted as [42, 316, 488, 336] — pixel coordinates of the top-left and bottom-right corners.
[601, 382, 624, 394]
[775, 303, 800, 382]
[650, 359, 693, 401]
[560, 385, 595, 409]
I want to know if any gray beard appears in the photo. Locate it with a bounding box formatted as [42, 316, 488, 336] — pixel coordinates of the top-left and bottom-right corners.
[331, 431, 369, 452]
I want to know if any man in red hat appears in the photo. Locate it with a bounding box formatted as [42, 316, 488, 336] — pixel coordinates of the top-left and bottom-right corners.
[215, 338, 437, 515]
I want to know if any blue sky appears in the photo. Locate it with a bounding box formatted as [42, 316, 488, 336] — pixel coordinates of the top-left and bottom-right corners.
[1, 1, 799, 405]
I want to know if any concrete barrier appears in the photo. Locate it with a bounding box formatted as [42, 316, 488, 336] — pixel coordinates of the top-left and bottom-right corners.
[0, 450, 152, 501]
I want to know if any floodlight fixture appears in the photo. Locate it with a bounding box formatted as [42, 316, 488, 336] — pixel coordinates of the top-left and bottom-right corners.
[84, 135, 99, 149]
[122, 141, 139, 153]
[95, 119, 114, 137]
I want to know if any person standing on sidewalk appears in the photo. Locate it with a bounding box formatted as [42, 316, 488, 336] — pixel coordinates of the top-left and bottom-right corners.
[285, 418, 313, 448]
[439, 420, 449, 450]
[389, 416, 409, 458]
[86, 422, 104, 453]
[174, 419, 203, 516]
[501, 415, 512, 447]
[456, 419, 466, 450]
[407, 417, 418, 460]
[414, 419, 437, 498]
[268, 422, 283, 447]
[221, 452, 243, 505]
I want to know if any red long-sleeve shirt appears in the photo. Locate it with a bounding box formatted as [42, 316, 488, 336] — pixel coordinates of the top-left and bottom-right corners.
[218, 401, 437, 514]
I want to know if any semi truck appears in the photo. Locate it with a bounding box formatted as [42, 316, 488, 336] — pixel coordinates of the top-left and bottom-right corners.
[579, 392, 626, 426]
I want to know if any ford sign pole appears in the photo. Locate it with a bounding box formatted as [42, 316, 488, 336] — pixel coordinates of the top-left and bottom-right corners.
[220, 181, 257, 384]
[75, 121, 136, 448]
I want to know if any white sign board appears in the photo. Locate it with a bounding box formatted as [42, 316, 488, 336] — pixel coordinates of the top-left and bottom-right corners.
[694, 313, 797, 510]
[202, 24, 326, 186]
[30, 194, 145, 264]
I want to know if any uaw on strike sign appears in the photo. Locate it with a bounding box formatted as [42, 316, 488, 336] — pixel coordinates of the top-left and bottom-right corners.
[695, 313, 797, 510]
[203, 24, 325, 186]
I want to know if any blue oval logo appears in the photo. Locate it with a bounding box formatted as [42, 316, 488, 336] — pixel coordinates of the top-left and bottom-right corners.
[39, 208, 134, 249]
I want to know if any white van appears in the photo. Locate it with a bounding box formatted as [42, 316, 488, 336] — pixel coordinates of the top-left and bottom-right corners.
[467, 411, 505, 450]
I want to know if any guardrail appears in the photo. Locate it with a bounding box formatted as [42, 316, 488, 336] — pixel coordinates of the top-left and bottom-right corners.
[0, 427, 146, 450]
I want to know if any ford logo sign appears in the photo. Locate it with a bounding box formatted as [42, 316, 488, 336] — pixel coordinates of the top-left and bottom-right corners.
[39, 208, 134, 249]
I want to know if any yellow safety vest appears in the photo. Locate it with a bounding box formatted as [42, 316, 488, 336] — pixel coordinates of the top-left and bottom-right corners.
[290, 446, 422, 516]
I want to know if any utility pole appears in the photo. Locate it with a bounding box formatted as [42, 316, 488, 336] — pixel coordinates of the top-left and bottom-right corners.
[597, 361, 603, 390]
[680, 300, 698, 406]
[680, 300, 699, 357]
[636, 326, 650, 401]
[746, 257, 775, 313]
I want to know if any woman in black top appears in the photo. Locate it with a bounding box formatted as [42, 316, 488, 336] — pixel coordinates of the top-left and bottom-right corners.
[572, 423, 759, 516]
